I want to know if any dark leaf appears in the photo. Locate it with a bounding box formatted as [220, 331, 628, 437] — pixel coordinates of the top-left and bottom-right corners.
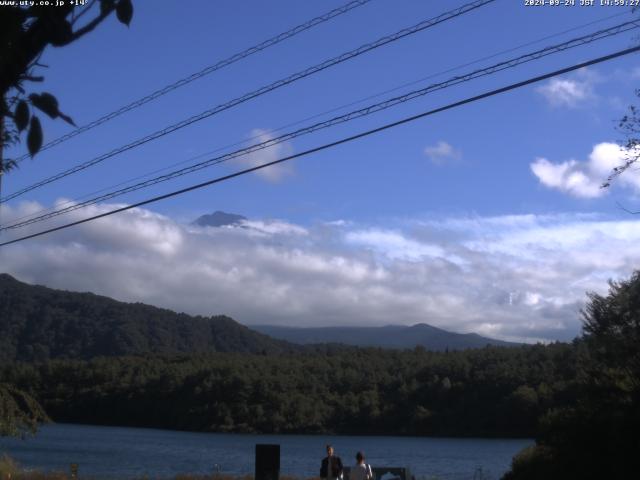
[116, 0, 133, 26]
[14, 100, 30, 132]
[26, 5, 48, 18]
[29, 92, 59, 119]
[100, 0, 116, 16]
[4, 6, 27, 23]
[49, 19, 73, 46]
[28, 92, 75, 127]
[27, 116, 43, 156]
[58, 112, 76, 127]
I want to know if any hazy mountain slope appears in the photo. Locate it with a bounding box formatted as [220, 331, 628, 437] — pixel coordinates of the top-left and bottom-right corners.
[0, 274, 295, 362]
[252, 323, 519, 350]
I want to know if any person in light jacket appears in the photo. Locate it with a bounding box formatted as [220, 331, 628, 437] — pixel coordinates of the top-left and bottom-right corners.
[349, 451, 373, 480]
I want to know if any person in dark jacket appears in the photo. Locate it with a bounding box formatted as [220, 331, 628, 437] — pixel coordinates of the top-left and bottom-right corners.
[320, 444, 344, 480]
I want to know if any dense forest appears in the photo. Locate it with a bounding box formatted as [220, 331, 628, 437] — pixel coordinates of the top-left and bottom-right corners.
[0, 274, 296, 361]
[1, 343, 578, 438]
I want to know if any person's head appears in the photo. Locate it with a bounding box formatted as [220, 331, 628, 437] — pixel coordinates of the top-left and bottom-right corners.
[356, 451, 365, 464]
[326, 445, 334, 456]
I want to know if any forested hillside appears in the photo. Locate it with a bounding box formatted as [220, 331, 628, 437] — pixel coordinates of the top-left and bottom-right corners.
[0, 274, 295, 361]
[2, 343, 578, 438]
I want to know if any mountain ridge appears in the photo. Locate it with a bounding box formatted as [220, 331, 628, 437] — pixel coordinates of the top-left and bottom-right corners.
[0, 273, 519, 363]
[252, 323, 520, 350]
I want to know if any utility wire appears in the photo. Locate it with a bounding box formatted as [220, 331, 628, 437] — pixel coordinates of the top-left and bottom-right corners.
[12, 0, 373, 162]
[1, 44, 638, 248]
[5, 9, 631, 228]
[2, 20, 636, 232]
[0, 0, 496, 205]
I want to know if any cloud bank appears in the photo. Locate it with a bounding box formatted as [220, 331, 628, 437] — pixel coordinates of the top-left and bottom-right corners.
[2, 202, 640, 343]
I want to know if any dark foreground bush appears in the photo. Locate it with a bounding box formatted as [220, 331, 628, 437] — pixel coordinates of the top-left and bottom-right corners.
[502, 271, 640, 480]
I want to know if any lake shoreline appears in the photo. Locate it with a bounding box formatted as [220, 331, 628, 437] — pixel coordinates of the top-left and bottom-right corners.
[40, 421, 534, 441]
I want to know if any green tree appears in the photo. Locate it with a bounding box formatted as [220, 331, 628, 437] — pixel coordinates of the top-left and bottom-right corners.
[503, 271, 640, 480]
[582, 273, 640, 391]
[0, 383, 49, 437]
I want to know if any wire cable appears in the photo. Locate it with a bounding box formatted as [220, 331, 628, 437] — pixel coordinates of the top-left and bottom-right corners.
[4, 9, 631, 228]
[1, 44, 638, 248]
[2, 19, 636, 232]
[12, 0, 373, 162]
[0, 0, 496, 204]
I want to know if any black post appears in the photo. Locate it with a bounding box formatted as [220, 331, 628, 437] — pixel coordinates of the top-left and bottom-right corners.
[255, 444, 280, 480]
[0, 99, 4, 206]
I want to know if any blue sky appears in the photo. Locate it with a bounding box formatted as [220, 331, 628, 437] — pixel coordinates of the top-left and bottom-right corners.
[3, 0, 640, 342]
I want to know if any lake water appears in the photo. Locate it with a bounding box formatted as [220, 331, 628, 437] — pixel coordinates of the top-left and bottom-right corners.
[0, 424, 532, 480]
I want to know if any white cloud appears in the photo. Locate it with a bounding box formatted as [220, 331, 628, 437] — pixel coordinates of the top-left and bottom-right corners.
[232, 219, 308, 237]
[531, 142, 640, 198]
[536, 68, 598, 107]
[230, 129, 294, 182]
[2, 203, 640, 343]
[345, 229, 444, 261]
[531, 158, 603, 198]
[424, 141, 462, 165]
[323, 219, 350, 227]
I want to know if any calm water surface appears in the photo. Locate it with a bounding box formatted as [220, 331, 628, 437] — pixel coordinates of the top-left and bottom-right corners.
[0, 424, 531, 480]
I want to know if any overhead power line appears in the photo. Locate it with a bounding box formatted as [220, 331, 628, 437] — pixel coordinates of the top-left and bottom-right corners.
[2, 19, 636, 232]
[13, 0, 373, 162]
[0, 0, 496, 205]
[5, 10, 630, 232]
[1, 44, 638, 248]
[5, 9, 629, 229]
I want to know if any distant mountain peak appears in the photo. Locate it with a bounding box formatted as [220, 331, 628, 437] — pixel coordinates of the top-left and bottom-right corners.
[252, 324, 521, 351]
[192, 211, 247, 228]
